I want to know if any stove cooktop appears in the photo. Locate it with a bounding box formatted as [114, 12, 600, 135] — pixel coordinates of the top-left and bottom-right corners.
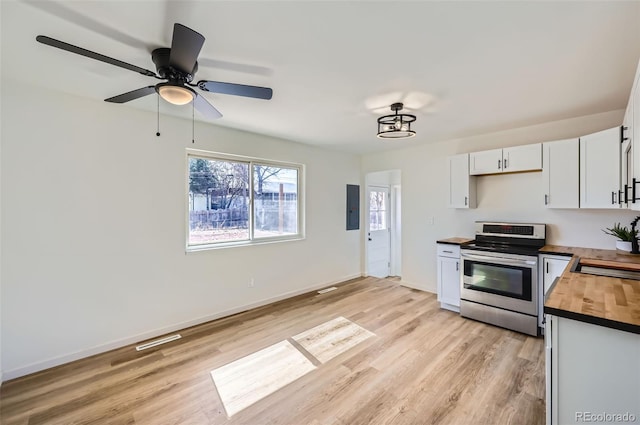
[463, 221, 547, 256]
[462, 241, 542, 256]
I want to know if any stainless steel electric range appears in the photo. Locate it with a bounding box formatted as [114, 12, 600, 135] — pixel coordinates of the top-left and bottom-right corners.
[460, 221, 546, 336]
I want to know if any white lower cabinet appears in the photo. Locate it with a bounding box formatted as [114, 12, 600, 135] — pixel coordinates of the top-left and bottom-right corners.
[538, 255, 571, 329]
[437, 243, 461, 312]
[545, 315, 640, 425]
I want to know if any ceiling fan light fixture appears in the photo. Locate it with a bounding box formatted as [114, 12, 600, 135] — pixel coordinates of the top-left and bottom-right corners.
[377, 102, 416, 139]
[156, 83, 195, 105]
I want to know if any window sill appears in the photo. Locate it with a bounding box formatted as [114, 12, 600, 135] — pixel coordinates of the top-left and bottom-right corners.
[186, 235, 305, 253]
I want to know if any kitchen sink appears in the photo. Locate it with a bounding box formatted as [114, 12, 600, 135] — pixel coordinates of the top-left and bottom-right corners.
[577, 265, 640, 280]
[572, 258, 640, 280]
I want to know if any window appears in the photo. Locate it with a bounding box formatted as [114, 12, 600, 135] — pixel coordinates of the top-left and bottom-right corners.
[369, 189, 388, 231]
[187, 150, 303, 250]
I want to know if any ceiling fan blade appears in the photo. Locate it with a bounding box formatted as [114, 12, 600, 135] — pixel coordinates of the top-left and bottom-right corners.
[169, 23, 204, 74]
[36, 35, 157, 77]
[197, 80, 273, 100]
[105, 86, 156, 103]
[193, 93, 223, 120]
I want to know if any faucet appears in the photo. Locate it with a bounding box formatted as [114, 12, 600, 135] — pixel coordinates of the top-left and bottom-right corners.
[631, 216, 640, 254]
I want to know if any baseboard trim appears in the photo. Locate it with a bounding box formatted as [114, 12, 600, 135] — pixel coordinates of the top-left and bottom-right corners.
[3, 273, 363, 381]
[398, 279, 434, 294]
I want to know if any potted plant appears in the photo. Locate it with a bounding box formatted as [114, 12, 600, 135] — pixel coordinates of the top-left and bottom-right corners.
[602, 222, 637, 252]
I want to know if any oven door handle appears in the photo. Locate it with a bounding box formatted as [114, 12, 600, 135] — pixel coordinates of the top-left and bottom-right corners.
[461, 252, 536, 266]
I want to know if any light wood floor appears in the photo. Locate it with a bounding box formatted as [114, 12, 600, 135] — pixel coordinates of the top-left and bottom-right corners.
[0, 277, 545, 425]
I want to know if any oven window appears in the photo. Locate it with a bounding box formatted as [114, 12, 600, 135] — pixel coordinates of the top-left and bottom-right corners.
[463, 261, 532, 301]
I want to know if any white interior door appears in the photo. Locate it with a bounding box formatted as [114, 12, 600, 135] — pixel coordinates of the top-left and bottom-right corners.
[367, 186, 390, 278]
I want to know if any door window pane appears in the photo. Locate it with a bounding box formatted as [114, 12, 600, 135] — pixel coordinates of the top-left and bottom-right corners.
[369, 190, 387, 231]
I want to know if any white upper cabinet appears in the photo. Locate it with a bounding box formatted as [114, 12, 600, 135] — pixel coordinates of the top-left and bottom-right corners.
[630, 59, 640, 210]
[503, 144, 543, 173]
[542, 138, 579, 208]
[579, 127, 621, 209]
[447, 153, 476, 208]
[469, 148, 503, 175]
[621, 105, 633, 208]
[470, 143, 542, 175]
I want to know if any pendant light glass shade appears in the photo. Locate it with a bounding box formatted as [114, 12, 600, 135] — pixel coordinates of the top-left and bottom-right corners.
[377, 103, 416, 139]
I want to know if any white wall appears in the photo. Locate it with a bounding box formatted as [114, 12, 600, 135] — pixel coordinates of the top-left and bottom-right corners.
[0, 82, 362, 379]
[362, 110, 638, 292]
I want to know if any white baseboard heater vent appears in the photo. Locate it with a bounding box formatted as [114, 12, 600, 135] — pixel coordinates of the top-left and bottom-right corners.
[136, 334, 182, 351]
[317, 287, 338, 294]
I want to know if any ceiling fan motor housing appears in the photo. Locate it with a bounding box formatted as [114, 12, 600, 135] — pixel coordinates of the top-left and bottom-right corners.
[152, 48, 197, 83]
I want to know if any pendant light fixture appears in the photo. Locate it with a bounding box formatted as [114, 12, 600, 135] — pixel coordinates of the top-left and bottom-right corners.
[376, 102, 416, 139]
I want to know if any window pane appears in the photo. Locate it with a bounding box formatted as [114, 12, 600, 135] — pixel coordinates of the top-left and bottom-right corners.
[188, 157, 249, 245]
[369, 190, 387, 231]
[253, 165, 298, 238]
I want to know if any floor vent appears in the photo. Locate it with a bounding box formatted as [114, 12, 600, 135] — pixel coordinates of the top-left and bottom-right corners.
[317, 287, 338, 294]
[136, 334, 182, 351]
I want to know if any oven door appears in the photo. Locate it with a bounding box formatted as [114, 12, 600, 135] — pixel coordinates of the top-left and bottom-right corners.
[460, 250, 538, 316]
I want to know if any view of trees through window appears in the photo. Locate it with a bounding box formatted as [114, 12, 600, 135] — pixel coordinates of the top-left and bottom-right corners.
[369, 189, 387, 231]
[188, 155, 300, 246]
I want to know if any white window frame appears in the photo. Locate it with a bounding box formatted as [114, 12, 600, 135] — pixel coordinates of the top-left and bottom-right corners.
[185, 149, 305, 251]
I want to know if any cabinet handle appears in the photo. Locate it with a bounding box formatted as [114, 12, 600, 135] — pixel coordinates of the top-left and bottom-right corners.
[544, 194, 548, 205]
[634, 178, 639, 204]
[443, 250, 453, 254]
[625, 184, 630, 204]
[498, 159, 501, 169]
[464, 196, 468, 206]
[612, 191, 617, 205]
[503, 158, 507, 169]
[619, 190, 625, 205]
[622, 125, 629, 142]
[546, 262, 549, 273]
[456, 261, 459, 271]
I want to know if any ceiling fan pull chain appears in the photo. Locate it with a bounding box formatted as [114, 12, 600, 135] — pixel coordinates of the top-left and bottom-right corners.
[192, 101, 195, 144]
[156, 94, 161, 137]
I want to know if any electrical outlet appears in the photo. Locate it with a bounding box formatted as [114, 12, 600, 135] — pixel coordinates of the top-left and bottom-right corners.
[248, 278, 255, 288]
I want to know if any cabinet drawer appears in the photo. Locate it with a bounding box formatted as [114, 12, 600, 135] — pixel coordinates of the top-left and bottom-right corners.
[437, 244, 460, 258]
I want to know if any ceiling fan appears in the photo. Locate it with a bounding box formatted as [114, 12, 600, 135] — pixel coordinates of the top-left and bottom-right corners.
[35, 23, 273, 120]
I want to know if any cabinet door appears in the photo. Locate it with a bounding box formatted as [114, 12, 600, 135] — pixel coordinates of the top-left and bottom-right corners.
[448, 153, 476, 208]
[542, 139, 579, 208]
[632, 64, 640, 210]
[545, 315, 554, 425]
[437, 256, 460, 308]
[580, 127, 621, 209]
[469, 148, 503, 175]
[539, 255, 570, 330]
[553, 317, 640, 425]
[543, 257, 570, 296]
[503, 143, 542, 173]
[622, 113, 632, 208]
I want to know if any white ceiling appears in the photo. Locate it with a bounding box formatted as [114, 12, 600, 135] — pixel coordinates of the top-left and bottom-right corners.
[2, 1, 640, 154]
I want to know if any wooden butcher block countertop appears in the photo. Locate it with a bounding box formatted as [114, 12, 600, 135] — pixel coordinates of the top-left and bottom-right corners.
[436, 237, 474, 245]
[542, 245, 640, 335]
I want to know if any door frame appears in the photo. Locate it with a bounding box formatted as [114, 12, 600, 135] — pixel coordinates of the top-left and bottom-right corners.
[364, 170, 401, 278]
